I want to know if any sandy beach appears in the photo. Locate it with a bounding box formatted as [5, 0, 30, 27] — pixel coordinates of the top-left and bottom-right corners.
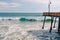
[0, 19, 58, 40]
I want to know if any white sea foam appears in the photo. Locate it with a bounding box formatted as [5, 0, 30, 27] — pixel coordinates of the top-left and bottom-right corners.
[0, 19, 58, 40]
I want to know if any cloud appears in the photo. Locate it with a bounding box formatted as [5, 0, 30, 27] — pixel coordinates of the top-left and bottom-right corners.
[22, 0, 60, 5]
[0, 2, 22, 9]
[23, 0, 49, 5]
[24, 0, 48, 3]
[0, 0, 60, 12]
[12, 0, 49, 5]
[0, 2, 7, 5]
[8, 3, 21, 8]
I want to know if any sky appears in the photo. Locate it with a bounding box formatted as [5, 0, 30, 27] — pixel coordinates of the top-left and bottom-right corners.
[0, 0, 60, 13]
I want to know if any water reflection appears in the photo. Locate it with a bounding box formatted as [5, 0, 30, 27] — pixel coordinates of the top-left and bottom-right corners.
[28, 30, 60, 40]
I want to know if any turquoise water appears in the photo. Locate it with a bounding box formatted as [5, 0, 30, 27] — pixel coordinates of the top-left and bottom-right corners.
[0, 13, 43, 17]
[0, 13, 44, 20]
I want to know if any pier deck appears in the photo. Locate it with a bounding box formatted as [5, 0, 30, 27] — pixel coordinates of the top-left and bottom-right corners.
[43, 12, 60, 17]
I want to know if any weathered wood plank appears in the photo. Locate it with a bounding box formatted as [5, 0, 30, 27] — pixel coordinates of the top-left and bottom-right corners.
[43, 12, 60, 17]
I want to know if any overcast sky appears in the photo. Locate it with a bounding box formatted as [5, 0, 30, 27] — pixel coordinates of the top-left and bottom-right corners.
[0, 0, 60, 13]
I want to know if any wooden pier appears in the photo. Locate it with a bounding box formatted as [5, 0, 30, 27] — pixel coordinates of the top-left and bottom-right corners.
[43, 12, 60, 32]
[43, 12, 60, 17]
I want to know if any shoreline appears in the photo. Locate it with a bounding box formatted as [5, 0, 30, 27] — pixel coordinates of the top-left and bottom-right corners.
[0, 19, 58, 40]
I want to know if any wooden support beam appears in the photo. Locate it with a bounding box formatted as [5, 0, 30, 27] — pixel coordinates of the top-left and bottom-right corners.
[58, 17, 60, 32]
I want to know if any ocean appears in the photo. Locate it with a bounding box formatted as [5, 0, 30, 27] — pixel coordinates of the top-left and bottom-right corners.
[0, 13, 42, 17]
[0, 13, 58, 21]
[0, 13, 44, 20]
[0, 13, 59, 40]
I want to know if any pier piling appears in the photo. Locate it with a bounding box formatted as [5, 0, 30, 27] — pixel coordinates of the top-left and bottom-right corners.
[58, 17, 60, 32]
